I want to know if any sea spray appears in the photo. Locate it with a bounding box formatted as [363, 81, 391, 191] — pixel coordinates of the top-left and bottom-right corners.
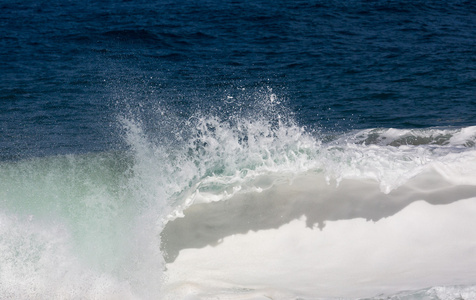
[0, 115, 190, 299]
[0, 153, 141, 298]
[1, 89, 476, 299]
[158, 113, 476, 298]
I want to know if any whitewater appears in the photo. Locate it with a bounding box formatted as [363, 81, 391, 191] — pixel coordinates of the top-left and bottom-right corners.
[0, 93, 475, 300]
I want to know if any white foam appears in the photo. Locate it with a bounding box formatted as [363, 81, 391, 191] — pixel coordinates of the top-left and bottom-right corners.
[162, 197, 476, 299]
[449, 125, 476, 146]
[0, 212, 138, 299]
[120, 112, 476, 299]
[3, 103, 473, 299]
[338, 126, 476, 147]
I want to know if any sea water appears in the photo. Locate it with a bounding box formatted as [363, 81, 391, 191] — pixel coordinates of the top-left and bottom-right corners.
[1, 1, 476, 299]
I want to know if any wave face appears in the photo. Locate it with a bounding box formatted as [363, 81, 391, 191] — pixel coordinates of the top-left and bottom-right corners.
[2, 0, 476, 298]
[1, 92, 476, 299]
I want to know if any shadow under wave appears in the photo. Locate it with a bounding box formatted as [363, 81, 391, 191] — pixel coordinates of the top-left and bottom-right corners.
[161, 170, 476, 263]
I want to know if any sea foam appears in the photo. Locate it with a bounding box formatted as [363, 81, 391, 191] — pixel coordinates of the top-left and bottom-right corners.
[1, 93, 476, 299]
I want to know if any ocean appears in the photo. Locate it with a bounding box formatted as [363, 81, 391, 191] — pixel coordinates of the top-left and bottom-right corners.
[1, 0, 476, 299]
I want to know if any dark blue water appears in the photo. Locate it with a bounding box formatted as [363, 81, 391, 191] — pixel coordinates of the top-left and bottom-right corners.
[1, 0, 476, 159]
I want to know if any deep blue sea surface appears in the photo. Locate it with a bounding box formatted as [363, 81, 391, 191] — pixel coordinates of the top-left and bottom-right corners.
[1, 1, 476, 299]
[1, 0, 475, 159]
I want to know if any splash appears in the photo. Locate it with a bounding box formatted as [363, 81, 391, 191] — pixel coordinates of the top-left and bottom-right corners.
[1, 90, 476, 299]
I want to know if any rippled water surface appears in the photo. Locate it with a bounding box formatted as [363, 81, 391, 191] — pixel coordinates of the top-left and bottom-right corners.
[1, 0, 475, 159]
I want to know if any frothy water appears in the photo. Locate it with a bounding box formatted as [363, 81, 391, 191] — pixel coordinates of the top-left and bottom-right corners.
[0, 152, 162, 298]
[2, 0, 476, 298]
[1, 92, 476, 299]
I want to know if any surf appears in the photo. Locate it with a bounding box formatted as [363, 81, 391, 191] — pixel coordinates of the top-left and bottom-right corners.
[1, 91, 476, 299]
[157, 116, 476, 299]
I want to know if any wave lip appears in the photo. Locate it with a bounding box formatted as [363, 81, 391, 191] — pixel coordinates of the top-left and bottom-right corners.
[336, 126, 476, 147]
[163, 123, 476, 215]
[157, 120, 476, 299]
